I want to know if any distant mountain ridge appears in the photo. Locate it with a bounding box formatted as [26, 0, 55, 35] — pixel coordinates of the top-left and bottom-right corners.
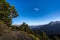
[32, 21, 60, 35]
[48, 21, 60, 25]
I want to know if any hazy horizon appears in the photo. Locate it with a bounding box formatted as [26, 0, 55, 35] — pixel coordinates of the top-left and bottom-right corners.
[7, 0, 60, 25]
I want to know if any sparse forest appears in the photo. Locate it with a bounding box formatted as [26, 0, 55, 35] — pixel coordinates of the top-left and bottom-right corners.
[0, 0, 60, 40]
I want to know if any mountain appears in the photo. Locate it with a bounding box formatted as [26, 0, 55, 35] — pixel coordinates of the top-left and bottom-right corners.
[30, 25, 42, 29]
[32, 21, 60, 35]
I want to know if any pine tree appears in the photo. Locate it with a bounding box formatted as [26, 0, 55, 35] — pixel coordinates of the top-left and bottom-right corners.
[19, 22, 26, 31]
[19, 22, 34, 34]
[40, 31, 49, 40]
[0, 0, 18, 27]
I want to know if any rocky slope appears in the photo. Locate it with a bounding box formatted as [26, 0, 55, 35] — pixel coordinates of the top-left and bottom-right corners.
[0, 31, 32, 40]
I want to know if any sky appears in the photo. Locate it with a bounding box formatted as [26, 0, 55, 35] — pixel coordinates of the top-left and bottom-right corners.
[7, 0, 60, 25]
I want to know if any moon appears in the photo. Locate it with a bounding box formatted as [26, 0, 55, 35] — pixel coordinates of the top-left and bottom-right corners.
[34, 8, 39, 11]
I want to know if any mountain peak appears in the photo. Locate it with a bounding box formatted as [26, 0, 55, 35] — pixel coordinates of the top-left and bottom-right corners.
[49, 21, 60, 25]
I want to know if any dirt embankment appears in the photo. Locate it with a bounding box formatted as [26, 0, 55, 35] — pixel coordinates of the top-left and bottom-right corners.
[0, 31, 32, 40]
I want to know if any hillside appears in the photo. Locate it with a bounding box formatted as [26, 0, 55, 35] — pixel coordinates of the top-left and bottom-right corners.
[32, 21, 60, 35]
[0, 31, 32, 40]
[0, 0, 60, 40]
[0, 22, 40, 40]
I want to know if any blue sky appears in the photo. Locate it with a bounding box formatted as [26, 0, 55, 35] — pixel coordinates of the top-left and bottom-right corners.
[7, 0, 60, 25]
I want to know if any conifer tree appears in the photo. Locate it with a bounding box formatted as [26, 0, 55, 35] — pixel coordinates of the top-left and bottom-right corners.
[40, 31, 49, 40]
[0, 0, 18, 27]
